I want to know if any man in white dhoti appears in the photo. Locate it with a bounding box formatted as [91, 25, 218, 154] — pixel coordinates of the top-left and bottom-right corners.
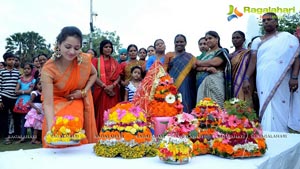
[243, 12, 300, 132]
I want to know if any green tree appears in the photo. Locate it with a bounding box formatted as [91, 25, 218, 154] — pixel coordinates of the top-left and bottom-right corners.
[278, 12, 300, 34]
[82, 28, 122, 58]
[5, 32, 51, 64]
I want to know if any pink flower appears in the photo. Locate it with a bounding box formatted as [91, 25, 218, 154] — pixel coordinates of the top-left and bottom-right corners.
[116, 109, 127, 120]
[64, 115, 74, 120]
[103, 110, 109, 122]
[219, 111, 229, 121]
[243, 118, 251, 128]
[227, 115, 241, 127]
[129, 106, 142, 117]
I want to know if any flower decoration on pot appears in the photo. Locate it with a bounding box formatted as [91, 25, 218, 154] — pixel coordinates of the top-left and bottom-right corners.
[190, 98, 222, 155]
[149, 75, 183, 117]
[158, 113, 197, 164]
[45, 115, 86, 145]
[94, 102, 157, 159]
[211, 98, 267, 158]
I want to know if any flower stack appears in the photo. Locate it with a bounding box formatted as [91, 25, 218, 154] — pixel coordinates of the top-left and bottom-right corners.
[211, 98, 267, 158]
[132, 62, 183, 137]
[45, 115, 86, 145]
[148, 75, 183, 137]
[190, 98, 222, 155]
[94, 102, 157, 159]
[158, 113, 198, 164]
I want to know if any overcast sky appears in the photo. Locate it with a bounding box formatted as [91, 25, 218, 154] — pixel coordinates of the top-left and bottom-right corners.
[0, 0, 298, 61]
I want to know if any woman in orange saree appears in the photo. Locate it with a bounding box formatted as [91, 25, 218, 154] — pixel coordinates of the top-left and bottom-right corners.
[92, 40, 121, 132]
[122, 44, 145, 84]
[41, 26, 98, 148]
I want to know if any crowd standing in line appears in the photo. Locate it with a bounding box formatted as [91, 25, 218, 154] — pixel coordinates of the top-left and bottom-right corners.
[0, 12, 300, 147]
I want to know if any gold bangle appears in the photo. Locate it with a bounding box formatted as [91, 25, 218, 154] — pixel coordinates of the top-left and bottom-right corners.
[81, 89, 87, 98]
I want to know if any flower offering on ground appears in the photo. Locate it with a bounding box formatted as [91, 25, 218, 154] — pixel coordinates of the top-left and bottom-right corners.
[94, 102, 157, 158]
[211, 98, 267, 158]
[190, 98, 222, 155]
[158, 135, 193, 164]
[158, 113, 197, 164]
[45, 115, 86, 144]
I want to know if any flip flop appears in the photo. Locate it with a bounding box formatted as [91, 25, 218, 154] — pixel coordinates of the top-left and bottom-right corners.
[4, 140, 12, 145]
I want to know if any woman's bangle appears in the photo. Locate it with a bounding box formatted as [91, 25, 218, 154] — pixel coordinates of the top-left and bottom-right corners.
[291, 75, 298, 80]
[81, 89, 87, 98]
[112, 82, 118, 87]
[22, 91, 25, 94]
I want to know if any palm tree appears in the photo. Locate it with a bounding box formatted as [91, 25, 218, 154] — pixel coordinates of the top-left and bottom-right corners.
[5, 31, 50, 64]
[5, 33, 25, 56]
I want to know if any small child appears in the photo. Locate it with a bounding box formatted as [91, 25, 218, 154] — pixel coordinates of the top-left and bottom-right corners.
[24, 78, 44, 144]
[124, 66, 143, 102]
[14, 63, 35, 143]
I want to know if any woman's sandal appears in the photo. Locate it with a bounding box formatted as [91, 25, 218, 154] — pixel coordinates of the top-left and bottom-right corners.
[15, 138, 26, 144]
[31, 140, 41, 144]
[4, 139, 12, 145]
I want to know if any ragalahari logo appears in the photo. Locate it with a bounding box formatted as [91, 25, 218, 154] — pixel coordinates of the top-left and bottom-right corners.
[227, 5, 243, 21]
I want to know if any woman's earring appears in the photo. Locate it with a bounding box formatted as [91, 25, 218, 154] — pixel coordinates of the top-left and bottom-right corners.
[52, 43, 61, 59]
[77, 50, 83, 64]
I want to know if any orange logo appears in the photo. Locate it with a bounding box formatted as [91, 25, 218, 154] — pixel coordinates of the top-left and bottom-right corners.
[227, 5, 243, 21]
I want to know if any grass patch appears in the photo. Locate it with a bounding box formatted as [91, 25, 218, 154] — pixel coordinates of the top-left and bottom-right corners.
[0, 138, 42, 152]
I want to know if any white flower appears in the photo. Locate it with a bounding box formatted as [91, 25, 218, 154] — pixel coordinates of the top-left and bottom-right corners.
[233, 142, 259, 152]
[230, 98, 240, 104]
[165, 93, 176, 104]
[177, 93, 183, 102]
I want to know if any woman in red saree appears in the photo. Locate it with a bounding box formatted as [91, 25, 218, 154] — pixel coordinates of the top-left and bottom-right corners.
[41, 26, 98, 148]
[92, 40, 121, 132]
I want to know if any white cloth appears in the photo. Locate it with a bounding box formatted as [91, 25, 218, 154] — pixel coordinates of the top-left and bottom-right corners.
[0, 132, 300, 169]
[251, 32, 300, 132]
[288, 79, 300, 132]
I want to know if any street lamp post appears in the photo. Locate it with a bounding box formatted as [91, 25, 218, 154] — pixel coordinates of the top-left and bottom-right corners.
[89, 0, 96, 49]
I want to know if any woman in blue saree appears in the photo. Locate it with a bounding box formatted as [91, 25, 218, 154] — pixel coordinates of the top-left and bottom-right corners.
[167, 34, 197, 113]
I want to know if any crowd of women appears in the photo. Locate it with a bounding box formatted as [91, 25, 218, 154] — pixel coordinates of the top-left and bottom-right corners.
[0, 12, 299, 147]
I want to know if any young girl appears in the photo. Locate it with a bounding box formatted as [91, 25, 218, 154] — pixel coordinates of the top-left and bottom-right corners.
[24, 78, 43, 144]
[14, 63, 36, 143]
[124, 66, 143, 102]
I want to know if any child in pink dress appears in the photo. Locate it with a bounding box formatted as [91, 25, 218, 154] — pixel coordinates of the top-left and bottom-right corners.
[24, 79, 43, 144]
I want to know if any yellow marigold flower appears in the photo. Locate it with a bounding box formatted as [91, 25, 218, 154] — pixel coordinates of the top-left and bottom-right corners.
[56, 116, 63, 125]
[63, 118, 69, 125]
[59, 126, 67, 134]
[117, 126, 125, 131]
[74, 117, 79, 122]
[125, 126, 132, 132]
[61, 137, 71, 142]
[235, 128, 241, 133]
[65, 128, 71, 134]
[51, 137, 60, 142]
[130, 128, 137, 134]
[133, 124, 139, 129]
[139, 114, 146, 122]
[110, 111, 119, 122]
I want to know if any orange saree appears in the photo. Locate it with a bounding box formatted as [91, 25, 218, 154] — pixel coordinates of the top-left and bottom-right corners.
[41, 53, 98, 148]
